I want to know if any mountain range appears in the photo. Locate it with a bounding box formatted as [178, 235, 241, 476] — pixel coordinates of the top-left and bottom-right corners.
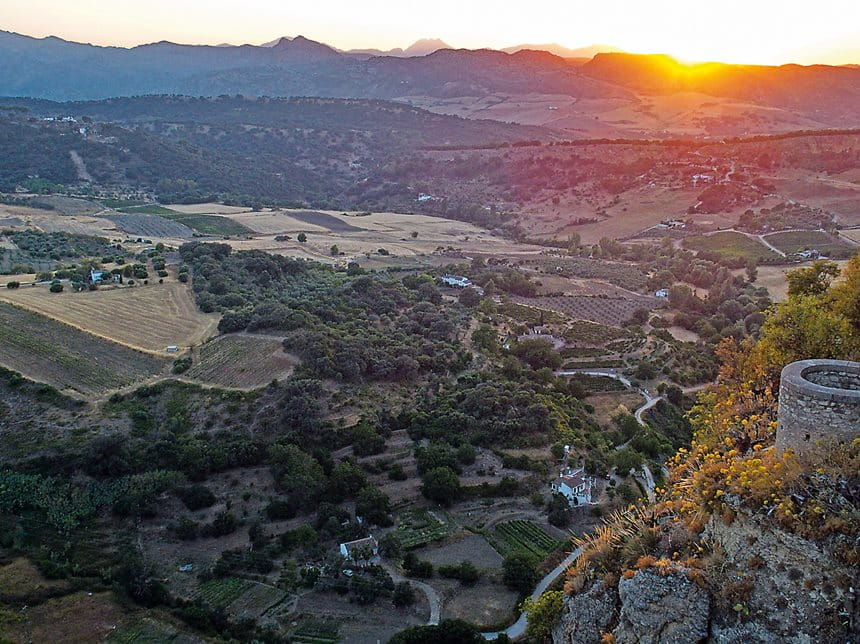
[1, 30, 859, 134]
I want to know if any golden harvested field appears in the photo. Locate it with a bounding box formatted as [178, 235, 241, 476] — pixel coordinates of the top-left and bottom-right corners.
[0, 282, 219, 354]
[223, 209, 544, 264]
[753, 259, 850, 301]
[165, 202, 254, 214]
[186, 334, 298, 389]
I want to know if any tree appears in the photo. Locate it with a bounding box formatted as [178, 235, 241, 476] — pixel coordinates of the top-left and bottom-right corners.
[329, 460, 367, 500]
[458, 287, 481, 308]
[330, 245, 339, 256]
[523, 590, 564, 641]
[297, 232, 307, 243]
[389, 620, 482, 644]
[755, 295, 860, 377]
[5, 281, 19, 289]
[502, 553, 539, 593]
[378, 532, 403, 559]
[547, 493, 571, 527]
[355, 485, 392, 526]
[787, 260, 840, 297]
[268, 444, 327, 509]
[509, 338, 562, 370]
[421, 467, 461, 506]
[49, 280, 63, 293]
[472, 324, 499, 354]
[392, 581, 416, 607]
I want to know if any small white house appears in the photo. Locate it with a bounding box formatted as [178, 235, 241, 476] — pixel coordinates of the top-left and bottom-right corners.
[439, 274, 473, 289]
[339, 536, 379, 566]
[166, 345, 179, 353]
[655, 288, 670, 298]
[551, 467, 595, 506]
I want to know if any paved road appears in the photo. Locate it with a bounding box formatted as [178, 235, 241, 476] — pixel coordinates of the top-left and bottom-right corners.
[381, 562, 441, 625]
[481, 547, 584, 641]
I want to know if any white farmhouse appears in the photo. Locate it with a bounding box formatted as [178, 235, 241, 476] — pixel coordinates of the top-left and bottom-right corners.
[339, 536, 379, 566]
[551, 467, 595, 506]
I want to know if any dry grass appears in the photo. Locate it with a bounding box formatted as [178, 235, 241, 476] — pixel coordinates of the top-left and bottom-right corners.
[587, 392, 646, 425]
[754, 260, 850, 302]
[0, 281, 219, 355]
[0, 558, 69, 602]
[1, 591, 128, 644]
[186, 334, 298, 390]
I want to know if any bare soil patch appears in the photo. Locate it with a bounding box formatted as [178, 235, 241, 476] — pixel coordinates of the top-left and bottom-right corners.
[415, 533, 503, 570]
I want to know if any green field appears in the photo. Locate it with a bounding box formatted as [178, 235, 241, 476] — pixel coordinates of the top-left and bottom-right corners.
[489, 520, 561, 560]
[394, 508, 451, 549]
[683, 232, 779, 261]
[161, 213, 252, 236]
[0, 301, 165, 395]
[763, 230, 855, 258]
[117, 204, 180, 215]
[195, 577, 250, 608]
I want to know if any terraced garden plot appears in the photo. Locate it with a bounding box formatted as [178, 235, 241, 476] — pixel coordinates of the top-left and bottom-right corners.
[488, 520, 561, 560]
[0, 302, 166, 396]
[0, 282, 219, 354]
[102, 213, 195, 238]
[512, 295, 660, 325]
[395, 509, 451, 549]
[195, 577, 250, 609]
[107, 617, 195, 643]
[290, 617, 340, 644]
[564, 320, 630, 344]
[763, 230, 855, 257]
[186, 335, 297, 389]
[225, 581, 287, 619]
[683, 231, 779, 261]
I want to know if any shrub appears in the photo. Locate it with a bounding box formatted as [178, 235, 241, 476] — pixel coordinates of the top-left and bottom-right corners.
[49, 281, 63, 293]
[176, 484, 216, 510]
[5, 281, 20, 289]
[393, 581, 416, 607]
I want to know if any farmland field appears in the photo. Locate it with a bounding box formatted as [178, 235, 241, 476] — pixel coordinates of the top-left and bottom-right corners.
[563, 320, 631, 344]
[102, 213, 195, 238]
[0, 302, 166, 395]
[683, 231, 779, 261]
[395, 509, 451, 549]
[763, 230, 855, 257]
[116, 204, 179, 215]
[488, 520, 561, 560]
[512, 294, 661, 325]
[0, 282, 219, 354]
[195, 577, 250, 609]
[160, 212, 252, 237]
[185, 334, 297, 389]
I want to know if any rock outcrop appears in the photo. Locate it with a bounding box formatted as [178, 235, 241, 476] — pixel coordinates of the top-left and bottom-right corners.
[614, 571, 709, 644]
[553, 507, 859, 644]
[551, 582, 617, 644]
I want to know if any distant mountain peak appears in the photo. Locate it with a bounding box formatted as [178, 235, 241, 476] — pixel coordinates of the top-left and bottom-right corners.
[502, 42, 623, 59]
[403, 38, 452, 57]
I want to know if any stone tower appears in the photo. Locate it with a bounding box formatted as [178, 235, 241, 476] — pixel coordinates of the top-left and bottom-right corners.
[776, 359, 860, 455]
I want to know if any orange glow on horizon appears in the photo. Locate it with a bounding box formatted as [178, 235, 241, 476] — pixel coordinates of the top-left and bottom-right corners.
[1, 0, 858, 66]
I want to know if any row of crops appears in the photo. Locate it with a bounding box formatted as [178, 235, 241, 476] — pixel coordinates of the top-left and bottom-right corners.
[394, 508, 451, 549]
[489, 520, 560, 560]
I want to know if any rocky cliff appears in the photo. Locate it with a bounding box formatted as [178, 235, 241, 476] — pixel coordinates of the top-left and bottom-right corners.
[553, 503, 858, 643]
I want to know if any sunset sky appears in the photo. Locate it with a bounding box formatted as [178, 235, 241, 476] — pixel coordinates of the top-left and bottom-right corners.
[3, 0, 859, 65]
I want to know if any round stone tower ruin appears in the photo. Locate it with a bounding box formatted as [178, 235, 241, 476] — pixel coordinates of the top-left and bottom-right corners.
[776, 359, 860, 455]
